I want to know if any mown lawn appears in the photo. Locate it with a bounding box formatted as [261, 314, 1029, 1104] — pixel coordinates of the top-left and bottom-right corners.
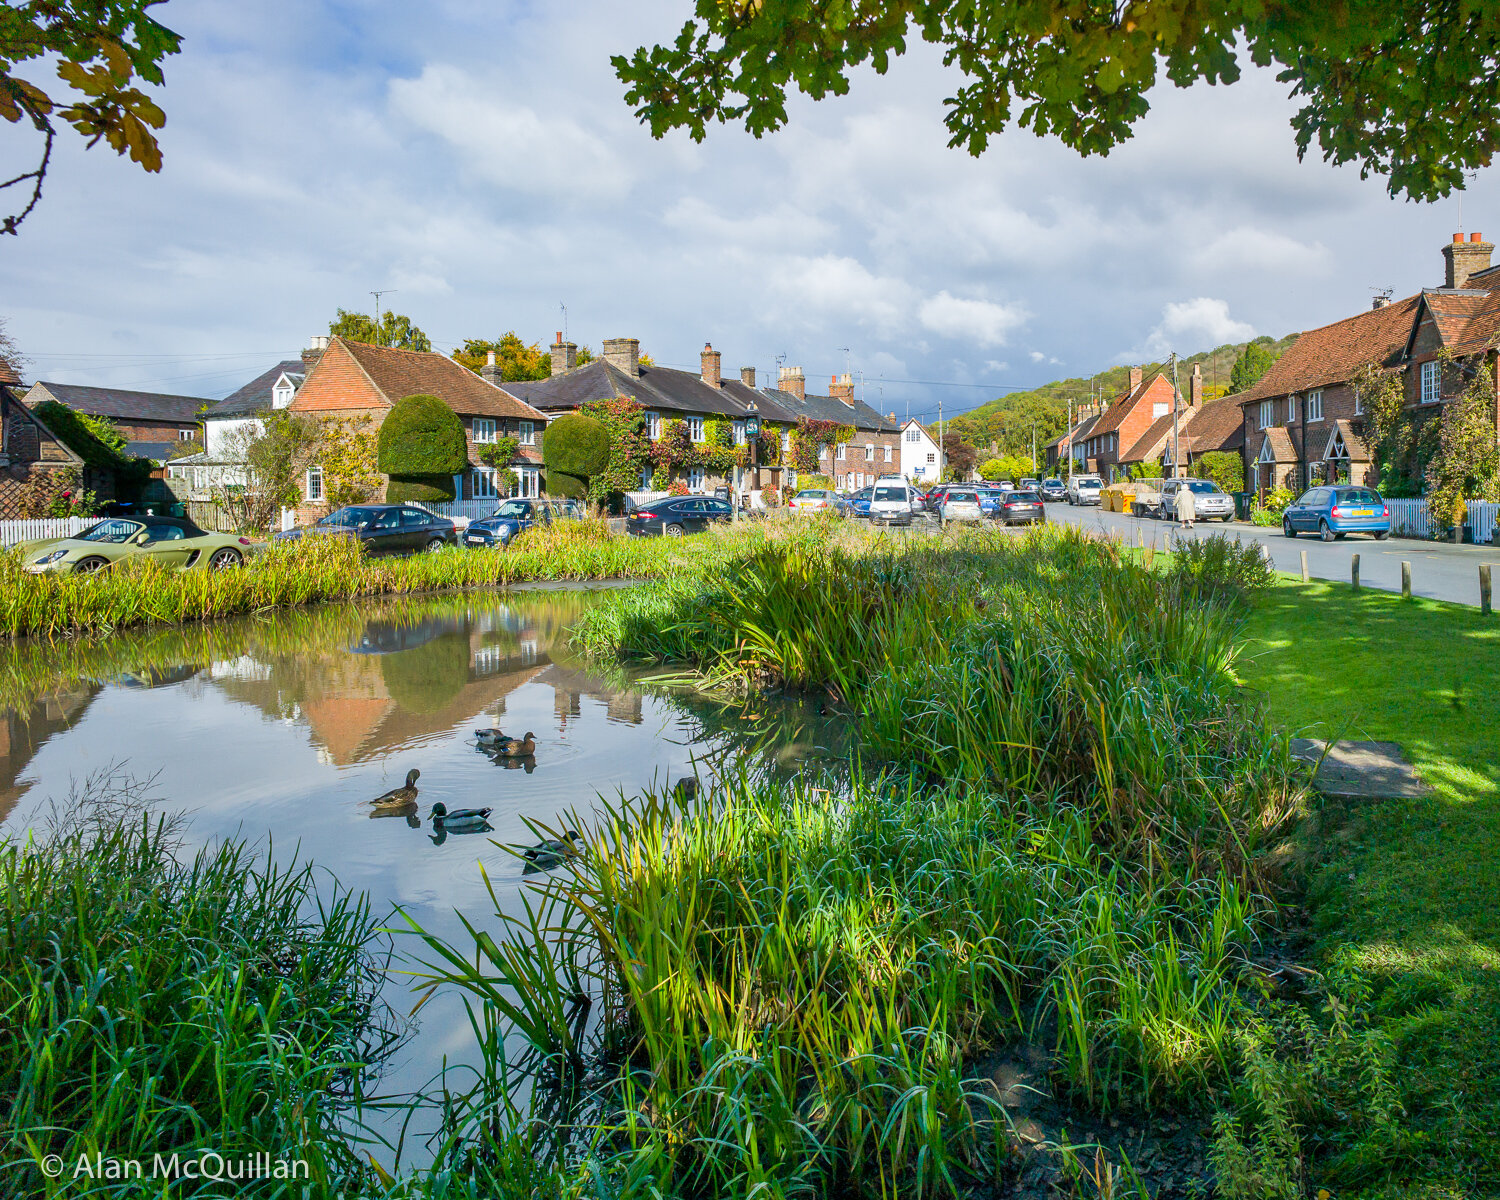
[1236, 581, 1500, 1197]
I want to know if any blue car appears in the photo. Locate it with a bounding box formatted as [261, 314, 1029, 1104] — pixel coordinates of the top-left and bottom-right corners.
[845, 486, 874, 518]
[463, 498, 582, 548]
[1281, 485, 1391, 542]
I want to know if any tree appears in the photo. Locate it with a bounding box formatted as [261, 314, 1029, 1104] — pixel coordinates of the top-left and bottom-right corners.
[1, 1, 181, 235]
[1425, 352, 1500, 534]
[615, 3, 1499, 203]
[377, 393, 467, 503]
[239, 409, 322, 531]
[329, 309, 431, 352]
[541, 413, 610, 499]
[1197, 451, 1245, 495]
[0, 317, 26, 377]
[978, 457, 1004, 481]
[1229, 340, 1276, 394]
[941, 433, 978, 478]
[453, 333, 552, 381]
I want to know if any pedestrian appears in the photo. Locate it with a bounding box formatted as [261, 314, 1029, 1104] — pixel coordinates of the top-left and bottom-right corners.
[1175, 483, 1196, 529]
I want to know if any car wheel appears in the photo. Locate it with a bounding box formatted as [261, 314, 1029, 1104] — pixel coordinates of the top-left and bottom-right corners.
[426, 537, 446, 552]
[1220, 514, 1232, 522]
[1283, 518, 1296, 539]
[1375, 530, 1391, 541]
[207, 547, 243, 570]
[665, 523, 686, 537]
[74, 555, 110, 574]
[1319, 519, 1335, 542]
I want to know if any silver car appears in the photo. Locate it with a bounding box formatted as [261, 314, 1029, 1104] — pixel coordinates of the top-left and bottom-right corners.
[938, 489, 985, 525]
[869, 481, 918, 526]
[1161, 478, 1234, 522]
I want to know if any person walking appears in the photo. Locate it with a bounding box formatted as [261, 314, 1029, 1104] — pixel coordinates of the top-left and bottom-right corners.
[1174, 482, 1196, 530]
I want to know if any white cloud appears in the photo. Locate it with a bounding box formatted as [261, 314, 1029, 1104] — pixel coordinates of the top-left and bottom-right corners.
[919, 292, 1029, 349]
[768, 254, 916, 335]
[1126, 298, 1256, 361]
[1193, 227, 1331, 275]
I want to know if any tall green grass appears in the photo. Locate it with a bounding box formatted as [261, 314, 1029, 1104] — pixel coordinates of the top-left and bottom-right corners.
[0, 808, 399, 1197]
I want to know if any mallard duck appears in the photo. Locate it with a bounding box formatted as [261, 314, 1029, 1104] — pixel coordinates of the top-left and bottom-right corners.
[372, 769, 420, 807]
[672, 777, 699, 800]
[474, 727, 515, 745]
[523, 830, 581, 869]
[491, 731, 537, 758]
[430, 802, 494, 829]
[369, 798, 417, 820]
[429, 817, 491, 846]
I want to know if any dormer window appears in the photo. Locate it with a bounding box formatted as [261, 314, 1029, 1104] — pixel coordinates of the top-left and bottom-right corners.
[272, 374, 296, 408]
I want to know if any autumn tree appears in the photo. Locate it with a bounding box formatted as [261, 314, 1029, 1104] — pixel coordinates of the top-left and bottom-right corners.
[329, 309, 431, 352]
[0, 316, 26, 377]
[940, 432, 978, 478]
[1425, 351, 1500, 534]
[2, 1, 181, 235]
[453, 333, 552, 381]
[614, 2, 1498, 202]
[1229, 340, 1276, 394]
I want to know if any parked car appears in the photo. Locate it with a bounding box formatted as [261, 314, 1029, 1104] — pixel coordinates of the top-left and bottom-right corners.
[996, 489, 1046, 526]
[275, 504, 457, 555]
[938, 489, 986, 525]
[869, 481, 920, 526]
[1155, 478, 1234, 522]
[17, 516, 259, 574]
[1038, 478, 1067, 502]
[463, 498, 583, 547]
[625, 495, 734, 537]
[1067, 475, 1103, 505]
[788, 488, 838, 512]
[843, 485, 875, 518]
[1281, 485, 1391, 541]
[1020, 478, 1040, 491]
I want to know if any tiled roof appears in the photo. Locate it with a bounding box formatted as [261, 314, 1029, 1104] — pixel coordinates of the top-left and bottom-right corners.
[28, 381, 209, 424]
[1327, 418, 1370, 462]
[1237, 296, 1421, 404]
[343, 339, 547, 420]
[1069, 412, 1101, 443]
[123, 441, 177, 462]
[1417, 286, 1500, 357]
[207, 359, 306, 418]
[1122, 409, 1186, 462]
[763, 386, 899, 433]
[1183, 395, 1246, 455]
[1092, 373, 1163, 437]
[1254, 426, 1297, 463]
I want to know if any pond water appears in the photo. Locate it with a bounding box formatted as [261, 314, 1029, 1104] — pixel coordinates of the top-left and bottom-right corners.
[0, 586, 836, 1162]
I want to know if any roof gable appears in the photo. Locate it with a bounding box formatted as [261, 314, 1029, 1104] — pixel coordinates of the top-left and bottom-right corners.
[1238, 296, 1421, 405]
[1092, 372, 1173, 436]
[207, 359, 306, 418]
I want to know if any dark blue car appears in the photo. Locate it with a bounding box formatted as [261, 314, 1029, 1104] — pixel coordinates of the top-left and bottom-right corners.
[1281, 485, 1391, 542]
[463, 499, 582, 548]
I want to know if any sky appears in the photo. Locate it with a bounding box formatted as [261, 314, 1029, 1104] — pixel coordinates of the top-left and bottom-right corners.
[2, 0, 1493, 425]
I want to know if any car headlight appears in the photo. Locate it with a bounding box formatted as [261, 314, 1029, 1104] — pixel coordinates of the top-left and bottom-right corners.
[33, 549, 69, 565]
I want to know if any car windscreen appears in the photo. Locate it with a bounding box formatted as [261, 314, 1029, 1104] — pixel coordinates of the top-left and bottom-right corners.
[795, 491, 825, 499]
[1077, 479, 1101, 488]
[490, 501, 530, 519]
[947, 492, 978, 502]
[1337, 489, 1382, 504]
[1007, 491, 1041, 501]
[77, 519, 144, 544]
[319, 507, 376, 527]
[1186, 481, 1223, 494]
[873, 487, 905, 501]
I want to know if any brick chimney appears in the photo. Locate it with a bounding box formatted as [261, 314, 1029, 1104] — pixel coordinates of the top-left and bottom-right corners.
[740, 366, 756, 388]
[778, 365, 805, 401]
[700, 342, 722, 388]
[1443, 231, 1493, 289]
[1128, 366, 1143, 394]
[1189, 363, 1203, 409]
[480, 349, 502, 386]
[830, 372, 855, 406]
[550, 332, 577, 377]
[602, 337, 639, 378]
[302, 335, 329, 372]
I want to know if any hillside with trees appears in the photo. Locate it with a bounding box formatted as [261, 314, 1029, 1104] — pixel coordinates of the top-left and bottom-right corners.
[947, 333, 1299, 458]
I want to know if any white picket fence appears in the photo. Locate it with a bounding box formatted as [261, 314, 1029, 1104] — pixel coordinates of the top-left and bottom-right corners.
[1386, 499, 1500, 544]
[0, 515, 94, 546]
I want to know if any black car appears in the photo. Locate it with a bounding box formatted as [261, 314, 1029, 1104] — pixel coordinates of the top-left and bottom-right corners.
[275, 504, 457, 555]
[464, 498, 583, 548]
[625, 495, 734, 537]
[995, 490, 1046, 526]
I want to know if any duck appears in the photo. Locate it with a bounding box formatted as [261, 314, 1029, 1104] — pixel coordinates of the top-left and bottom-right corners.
[372, 769, 420, 807]
[474, 726, 515, 745]
[523, 830, 582, 870]
[490, 731, 537, 758]
[430, 801, 494, 830]
[429, 818, 491, 846]
[369, 798, 417, 820]
[672, 777, 699, 800]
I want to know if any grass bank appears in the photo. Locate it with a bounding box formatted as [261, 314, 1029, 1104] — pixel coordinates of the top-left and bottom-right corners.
[401, 526, 1314, 1197]
[1236, 583, 1500, 1197]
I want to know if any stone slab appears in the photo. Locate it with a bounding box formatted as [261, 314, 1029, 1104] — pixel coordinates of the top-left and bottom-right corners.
[1290, 738, 1433, 800]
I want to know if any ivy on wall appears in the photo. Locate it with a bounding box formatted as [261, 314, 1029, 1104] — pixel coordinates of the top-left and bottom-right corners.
[580, 396, 652, 504]
[320, 416, 382, 507]
[790, 418, 854, 473]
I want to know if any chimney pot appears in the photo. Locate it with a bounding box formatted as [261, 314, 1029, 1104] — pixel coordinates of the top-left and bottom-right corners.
[481, 348, 504, 385]
[740, 366, 756, 388]
[1128, 366, 1143, 394]
[1454, 232, 1465, 243]
[302, 335, 328, 371]
[777, 365, 806, 402]
[602, 337, 640, 378]
[829, 371, 856, 406]
[700, 342, 722, 388]
[1443, 232, 1493, 288]
[1473, 231, 1484, 243]
[550, 333, 578, 376]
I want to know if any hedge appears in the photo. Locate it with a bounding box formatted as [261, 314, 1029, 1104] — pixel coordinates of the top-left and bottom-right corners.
[544, 470, 587, 499]
[542, 414, 609, 478]
[386, 475, 456, 503]
[377, 394, 467, 476]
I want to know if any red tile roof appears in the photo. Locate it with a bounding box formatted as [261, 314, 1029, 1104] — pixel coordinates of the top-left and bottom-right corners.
[1183, 395, 1247, 455]
[1091, 372, 1161, 436]
[1420, 286, 1500, 357]
[1238, 296, 1421, 404]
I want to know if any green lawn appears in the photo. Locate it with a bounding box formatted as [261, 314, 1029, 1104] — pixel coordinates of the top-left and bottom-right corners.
[1237, 581, 1500, 1198]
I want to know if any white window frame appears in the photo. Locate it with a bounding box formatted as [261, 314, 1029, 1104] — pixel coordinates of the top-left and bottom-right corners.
[884, 444, 893, 463]
[517, 467, 540, 498]
[1306, 390, 1323, 423]
[1354, 388, 1365, 416]
[905, 428, 920, 443]
[178, 428, 196, 441]
[1259, 400, 1273, 429]
[472, 418, 496, 443]
[306, 465, 324, 502]
[1420, 360, 1441, 404]
[836, 442, 847, 460]
[687, 417, 705, 443]
[1286, 397, 1296, 424]
[926, 452, 936, 464]
[864, 442, 874, 462]
[733, 420, 746, 446]
[471, 467, 500, 499]
[687, 466, 705, 490]
[646, 411, 662, 439]
[272, 384, 294, 409]
[782, 429, 792, 454]
[519, 420, 536, 446]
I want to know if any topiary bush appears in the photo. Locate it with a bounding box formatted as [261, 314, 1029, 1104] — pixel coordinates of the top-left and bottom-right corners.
[377, 394, 467, 476]
[542, 414, 609, 479]
[545, 470, 587, 499]
[386, 475, 456, 503]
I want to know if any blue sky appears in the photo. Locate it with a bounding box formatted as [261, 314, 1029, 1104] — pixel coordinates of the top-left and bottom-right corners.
[2, 0, 1492, 424]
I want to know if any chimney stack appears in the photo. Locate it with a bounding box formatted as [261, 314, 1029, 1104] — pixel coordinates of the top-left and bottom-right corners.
[1189, 363, 1203, 409]
[778, 365, 805, 401]
[302, 335, 329, 372]
[480, 349, 503, 385]
[602, 337, 640, 378]
[700, 342, 722, 388]
[1372, 289, 1391, 310]
[740, 366, 756, 388]
[1443, 231, 1493, 288]
[1128, 366, 1143, 394]
[830, 372, 855, 406]
[550, 332, 577, 377]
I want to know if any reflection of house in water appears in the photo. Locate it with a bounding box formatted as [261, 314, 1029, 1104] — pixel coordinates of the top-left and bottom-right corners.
[534, 664, 644, 727]
[0, 685, 100, 824]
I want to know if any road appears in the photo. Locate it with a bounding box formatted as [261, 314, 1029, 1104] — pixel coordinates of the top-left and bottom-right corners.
[1039, 500, 1500, 608]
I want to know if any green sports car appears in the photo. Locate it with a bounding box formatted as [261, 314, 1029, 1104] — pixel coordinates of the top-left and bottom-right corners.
[14, 516, 261, 574]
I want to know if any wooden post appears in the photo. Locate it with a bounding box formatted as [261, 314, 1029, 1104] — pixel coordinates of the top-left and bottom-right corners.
[1401, 561, 1411, 600]
[1351, 553, 1360, 591]
[1300, 550, 1309, 583]
[1483, 564, 1493, 616]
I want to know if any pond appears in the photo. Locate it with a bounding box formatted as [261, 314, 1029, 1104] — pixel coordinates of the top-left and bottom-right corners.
[0, 586, 837, 1161]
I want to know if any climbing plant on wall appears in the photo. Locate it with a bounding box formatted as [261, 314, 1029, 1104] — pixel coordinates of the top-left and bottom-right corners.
[580, 396, 652, 506]
[790, 418, 853, 474]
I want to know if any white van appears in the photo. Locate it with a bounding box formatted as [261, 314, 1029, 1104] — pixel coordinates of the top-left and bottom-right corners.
[869, 480, 919, 526]
[1067, 475, 1103, 505]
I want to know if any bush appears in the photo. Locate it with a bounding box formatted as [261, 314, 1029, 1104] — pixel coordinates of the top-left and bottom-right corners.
[377, 393, 467, 476]
[541, 413, 610, 478]
[386, 474, 456, 503]
[1199, 451, 1246, 494]
[545, 469, 587, 499]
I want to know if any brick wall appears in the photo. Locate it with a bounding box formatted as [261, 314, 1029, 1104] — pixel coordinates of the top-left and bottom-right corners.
[116, 419, 199, 442]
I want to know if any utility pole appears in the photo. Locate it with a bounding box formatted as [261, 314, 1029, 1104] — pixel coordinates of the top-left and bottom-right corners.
[938, 398, 945, 480]
[559, 302, 568, 343]
[370, 289, 395, 343]
[1170, 352, 1182, 480]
